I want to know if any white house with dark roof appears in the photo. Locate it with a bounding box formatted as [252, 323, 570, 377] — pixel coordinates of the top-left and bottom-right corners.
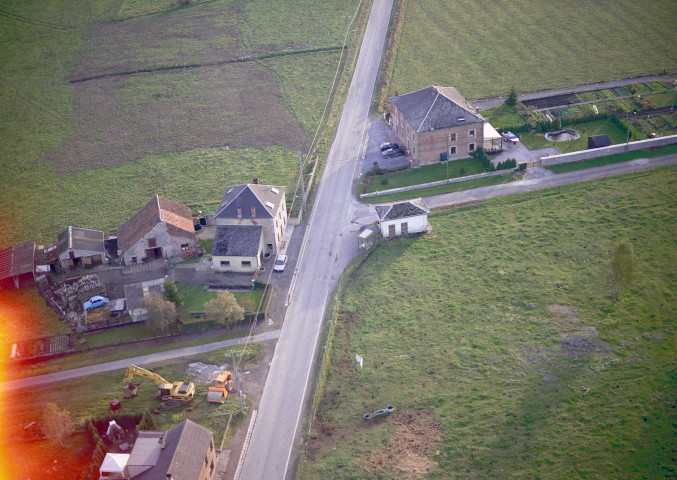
[375, 198, 430, 238]
[116, 195, 196, 265]
[212, 225, 264, 273]
[214, 183, 286, 256]
[389, 86, 485, 165]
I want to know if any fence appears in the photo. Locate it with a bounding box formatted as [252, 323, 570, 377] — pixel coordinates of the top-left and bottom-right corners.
[541, 134, 677, 166]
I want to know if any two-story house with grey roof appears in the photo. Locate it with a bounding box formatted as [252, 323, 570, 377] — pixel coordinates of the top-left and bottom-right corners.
[389, 86, 485, 165]
[214, 183, 287, 257]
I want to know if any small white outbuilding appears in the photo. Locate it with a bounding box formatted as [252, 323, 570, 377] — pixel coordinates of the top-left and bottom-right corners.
[375, 198, 430, 238]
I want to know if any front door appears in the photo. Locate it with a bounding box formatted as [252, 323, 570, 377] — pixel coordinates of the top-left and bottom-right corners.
[401, 222, 408, 235]
[388, 224, 396, 237]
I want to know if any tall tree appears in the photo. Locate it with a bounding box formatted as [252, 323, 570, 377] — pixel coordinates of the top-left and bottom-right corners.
[506, 87, 518, 106]
[205, 291, 245, 326]
[144, 292, 176, 333]
[42, 403, 74, 448]
[610, 239, 637, 301]
[163, 277, 180, 305]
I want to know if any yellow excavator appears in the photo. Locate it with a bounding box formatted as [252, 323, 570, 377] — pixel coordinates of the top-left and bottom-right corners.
[207, 371, 234, 403]
[123, 365, 195, 402]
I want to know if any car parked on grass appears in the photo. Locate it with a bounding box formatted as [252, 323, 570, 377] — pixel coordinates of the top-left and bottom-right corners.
[273, 254, 288, 272]
[380, 142, 399, 152]
[83, 295, 109, 311]
[502, 131, 520, 144]
[382, 148, 404, 158]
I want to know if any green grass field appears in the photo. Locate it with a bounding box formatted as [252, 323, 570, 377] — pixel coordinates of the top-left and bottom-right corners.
[301, 167, 677, 479]
[546, 145, 677, 174]
[0, 0, 359, 247]
[386, 0, 676, 101]
[520, 119, 628, 152]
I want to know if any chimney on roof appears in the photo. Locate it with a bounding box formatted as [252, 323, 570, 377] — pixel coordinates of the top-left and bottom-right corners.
[252, 178, 259, 184]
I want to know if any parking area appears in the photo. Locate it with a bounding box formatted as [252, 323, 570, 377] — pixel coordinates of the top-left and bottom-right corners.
[489, 135, 561, 167]
[361, 116, 411, 175]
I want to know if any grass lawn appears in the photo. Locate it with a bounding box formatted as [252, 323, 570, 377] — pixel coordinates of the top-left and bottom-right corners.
[2, 345, 261, 479]
[361, 173, 518, 203]
[175, 282, 265, 320]
[520, 119, 628, 153]
[302, 166, 676, 479]
[0, 0, 359, 248]
[385, 0, 676, 101]
[0, 288, 69, 342]
[366, 158, 485, 193]
[479, 103, 526, 130]
[547, 144, 677, 174]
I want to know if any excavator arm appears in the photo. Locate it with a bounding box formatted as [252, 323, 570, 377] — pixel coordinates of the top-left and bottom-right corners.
[124, 365, 170, 387]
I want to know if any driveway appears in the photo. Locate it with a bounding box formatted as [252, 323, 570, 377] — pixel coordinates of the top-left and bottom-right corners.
[361, 115, 410, 174]
[489, 137, 560, 167]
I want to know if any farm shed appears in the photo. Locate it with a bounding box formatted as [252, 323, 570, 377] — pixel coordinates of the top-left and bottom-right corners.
[116, 195, 196, 265]
[588, 134, 611, 148]
[375, 198, 430, 238]
[0, 241, 36, 290]
[215, 183, 287, 256]
[389, 86, 485, 165]
[212, 225, 264, 273]
[57, 226, 106, 271]
[123, 277, 165, 323]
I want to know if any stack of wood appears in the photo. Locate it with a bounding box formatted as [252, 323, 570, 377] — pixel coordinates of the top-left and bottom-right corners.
[54, 275, 106, 310]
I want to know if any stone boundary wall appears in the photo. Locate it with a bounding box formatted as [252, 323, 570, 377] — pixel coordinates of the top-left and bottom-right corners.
[541, 135, 677, 166]
[360, 169, 513, 199]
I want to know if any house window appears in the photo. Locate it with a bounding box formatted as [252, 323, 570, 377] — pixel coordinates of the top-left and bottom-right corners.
[251, 206, 256, 217]
[131, 256, 137, 264]
[241, 261, 252, 267]
[147, 238, 157, 248]
[401, 222, 408, 235]
[469, 143, 475, 152]
[388, 224, 396, 237]
[236, 207, 242, 218]
[448, 133, 456, 142]
[449, 146, 457, 155]
[210, 460, 215, 475]
[468, 129, 475, 138]
[220, 261, 230, 267]
[267, 243, 273, 250]
[181, 243, 190, 251]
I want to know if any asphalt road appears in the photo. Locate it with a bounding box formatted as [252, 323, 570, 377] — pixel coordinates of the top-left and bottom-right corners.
[424, 155, 677, 209]
[237, 1, 395, 478]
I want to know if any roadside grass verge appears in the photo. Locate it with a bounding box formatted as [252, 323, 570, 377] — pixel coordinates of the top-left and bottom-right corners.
[385, 0, 676, 101]
[520, 119, 628, 152]
[546, 144, 677, 174]
[3, 344, 261, 478]
[365, 158, 485, 193]
[301, 166, 676, 479]
[360, 173, 518, 203]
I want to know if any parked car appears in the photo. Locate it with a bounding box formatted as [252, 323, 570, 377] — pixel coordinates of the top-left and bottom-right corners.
[273, 254, 288, 272]
[83, 295, 109, 311]
[194, 223, 203, 231]
[383, 148, 404, 158]
[502, 131, 520, 144]
[380, 142, 399, 152]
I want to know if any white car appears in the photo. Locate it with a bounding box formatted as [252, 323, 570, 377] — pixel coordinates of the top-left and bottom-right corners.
[502, 131, 520, 144]
[273, 254, 288, 272]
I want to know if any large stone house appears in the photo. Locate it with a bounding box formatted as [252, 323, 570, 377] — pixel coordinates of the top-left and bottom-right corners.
[98, 419, 218, 479]
[212, 225, 265, 273]
[375, 198, 430, 238]
[389, 86, 485, 165]
[116, 195, 196, 265]
[214, 183, 287, 257]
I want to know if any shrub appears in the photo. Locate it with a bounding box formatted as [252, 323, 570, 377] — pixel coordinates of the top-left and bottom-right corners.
[506, 87, 518, 106]
[381, 177, 388, 186]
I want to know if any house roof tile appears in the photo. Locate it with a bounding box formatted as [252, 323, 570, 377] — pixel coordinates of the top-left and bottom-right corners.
[0, 242, 35, 281]
[390, 86, 484, 133]
[57, 226, 105, 256]
[213, 225, 263, 257]
[375, 198, 430, 221]
[116, 196, 195, 251]
[215, 184, 285, 220]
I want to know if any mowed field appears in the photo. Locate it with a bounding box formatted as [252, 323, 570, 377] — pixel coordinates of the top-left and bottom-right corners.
[301, 167, 677, 479]
[385, 0, 676, 101]
[0, 0, 360, 246]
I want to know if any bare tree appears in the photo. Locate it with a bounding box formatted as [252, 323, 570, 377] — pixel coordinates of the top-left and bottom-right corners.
[611, 239, 637, 301]
[42, 403, 74, 448]
[144, 292, 177, 333]
[205, 291, 245, 326]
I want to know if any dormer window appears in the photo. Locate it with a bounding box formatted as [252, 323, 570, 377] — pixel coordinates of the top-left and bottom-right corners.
[266, 201, 274, 209]
[236, 207, 242, 218]
[271, 187, 279, 194]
